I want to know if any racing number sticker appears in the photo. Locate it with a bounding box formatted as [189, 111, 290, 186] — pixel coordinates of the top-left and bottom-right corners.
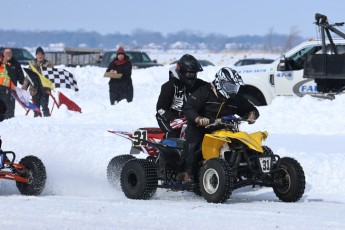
[259, 157, 271, 173]
[132, 130, 147, 147]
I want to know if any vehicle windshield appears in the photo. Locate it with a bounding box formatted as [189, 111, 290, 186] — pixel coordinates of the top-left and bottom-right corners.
[12, 49, 34, 60]
[289, 46, 320, 61]
[102, 51, 152, 65]
[127, 52, 151, 63]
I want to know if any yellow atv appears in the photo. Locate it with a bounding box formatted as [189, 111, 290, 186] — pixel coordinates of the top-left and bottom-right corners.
[199, 115, 306, 203]
[112, 116, 305, 204]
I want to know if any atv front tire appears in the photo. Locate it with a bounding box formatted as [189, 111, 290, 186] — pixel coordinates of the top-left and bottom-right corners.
[273, 157, 305, 202]
[121, 159, 158, 200]
[16, 155, 47, 196]
[107, 155, 135, 187]
[199, 158, 235, 203]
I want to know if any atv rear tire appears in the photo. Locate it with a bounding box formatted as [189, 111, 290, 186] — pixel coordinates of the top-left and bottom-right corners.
[107, 155, 135, 187]
[16, 155, 47, 196]
[273, 157, 305, 202]
[121, 159, 158, 200]
[199, 158, 235, 203]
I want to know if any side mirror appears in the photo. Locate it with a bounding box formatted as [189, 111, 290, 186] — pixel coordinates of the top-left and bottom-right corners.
[153, 60, 157, 63]
[277, 55, 287, 71]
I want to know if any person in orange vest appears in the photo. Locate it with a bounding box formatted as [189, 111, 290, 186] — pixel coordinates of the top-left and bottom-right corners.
[3, 48, 25, 118]
[0, 52, 15, 120]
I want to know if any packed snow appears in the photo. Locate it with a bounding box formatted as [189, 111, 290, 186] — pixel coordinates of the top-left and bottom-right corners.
[1, 52, 345, 230]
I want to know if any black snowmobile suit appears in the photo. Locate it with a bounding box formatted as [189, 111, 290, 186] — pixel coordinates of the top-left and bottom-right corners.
[156, 68, 208, 137]
[181, 83, 260, 177]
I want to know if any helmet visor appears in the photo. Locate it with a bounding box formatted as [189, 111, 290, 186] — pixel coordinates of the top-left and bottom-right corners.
[180, 70, 197, 79]
[222, 82, 240, 94]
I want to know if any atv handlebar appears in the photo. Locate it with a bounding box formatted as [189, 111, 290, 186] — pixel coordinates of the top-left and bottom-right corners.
[206, 115, 246, 131]
[0, 150, 16, 167]
[209, 115, 245, 125]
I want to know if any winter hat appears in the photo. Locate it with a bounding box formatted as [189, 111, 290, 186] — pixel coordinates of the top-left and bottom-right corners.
[36, 47, 45, 55]
[116, 47, 125, 55]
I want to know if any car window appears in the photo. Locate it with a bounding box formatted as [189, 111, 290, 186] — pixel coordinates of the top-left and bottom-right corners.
[234, 58, 274, 66]
[234, 60, 243, 66]
[16, 49, 34, 60]
[101, 51, 158, 67]
[110, 53, 116, 60]
[100, 52, 114, 67]
[126, 52, 152, 63]
[290, 46, 320, 61]
[127, 53, 141, 62]
[140, 53, 151, 62]
[199, 60, 214, 66]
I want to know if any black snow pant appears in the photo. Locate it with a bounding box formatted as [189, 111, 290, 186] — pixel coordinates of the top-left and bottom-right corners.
[0, 86, 14, 120]
[0, 98, 6, 122]
[177, 124, 205, 179]
[8, 94, 15, 118]
[156, 114, 181, 138]
[33, 90, 50, 117]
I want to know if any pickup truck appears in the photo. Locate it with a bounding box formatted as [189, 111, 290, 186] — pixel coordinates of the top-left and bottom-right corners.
[234, 38, 345, 105]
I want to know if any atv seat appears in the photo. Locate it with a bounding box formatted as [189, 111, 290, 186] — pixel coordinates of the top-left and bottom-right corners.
[159, 138, 185, 164]
[161, 138, 185, 150]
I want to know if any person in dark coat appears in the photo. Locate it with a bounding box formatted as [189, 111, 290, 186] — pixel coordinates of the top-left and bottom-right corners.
[156, 54, 207, 138]
[106, 47, 133, 105]
[179, 67, 259, 183]
[3, 48, 25, 118]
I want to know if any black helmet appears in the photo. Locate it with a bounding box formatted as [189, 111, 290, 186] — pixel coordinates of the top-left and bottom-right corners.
[213, 67, 244, 99]
[176, 54, 203, 88]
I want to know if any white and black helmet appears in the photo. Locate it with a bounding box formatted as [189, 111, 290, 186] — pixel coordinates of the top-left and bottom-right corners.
[213, 67, 244, 99]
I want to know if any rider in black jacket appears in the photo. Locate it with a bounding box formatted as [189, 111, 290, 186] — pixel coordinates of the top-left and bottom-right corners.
[156, 54, 208, 138]
[180, 67, 259, 183]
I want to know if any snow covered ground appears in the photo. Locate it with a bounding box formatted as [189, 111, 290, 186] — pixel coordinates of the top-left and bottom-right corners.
[1, 52, 345, 229]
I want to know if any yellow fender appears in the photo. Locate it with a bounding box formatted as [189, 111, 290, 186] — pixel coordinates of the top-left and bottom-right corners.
[202, 130, 268, 160]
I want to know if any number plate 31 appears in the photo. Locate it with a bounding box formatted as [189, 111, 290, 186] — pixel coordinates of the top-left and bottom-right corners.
[259, 157, 272, 173]
[132, 130, 147, 147]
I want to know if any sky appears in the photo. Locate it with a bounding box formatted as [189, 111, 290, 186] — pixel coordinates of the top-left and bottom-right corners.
[3, 0, 345, 38]
[1, 52, 345, 229]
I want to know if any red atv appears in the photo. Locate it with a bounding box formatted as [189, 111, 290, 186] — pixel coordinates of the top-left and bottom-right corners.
[107, 117, 186, 187]
[0, 137, 47, 195]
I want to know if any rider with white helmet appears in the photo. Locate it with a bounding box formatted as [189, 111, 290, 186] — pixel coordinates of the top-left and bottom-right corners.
[179, 67, 259, 183]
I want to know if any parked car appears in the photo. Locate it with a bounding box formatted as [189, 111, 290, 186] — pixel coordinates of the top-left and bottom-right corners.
[234, 58, 274, 66]
[170, 59, 215, 67]
[0, 47, 35, 65]
[99, 51, 162, 68]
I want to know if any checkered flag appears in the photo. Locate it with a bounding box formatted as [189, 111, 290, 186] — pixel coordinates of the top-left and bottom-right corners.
[41, 67, 79, 91]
